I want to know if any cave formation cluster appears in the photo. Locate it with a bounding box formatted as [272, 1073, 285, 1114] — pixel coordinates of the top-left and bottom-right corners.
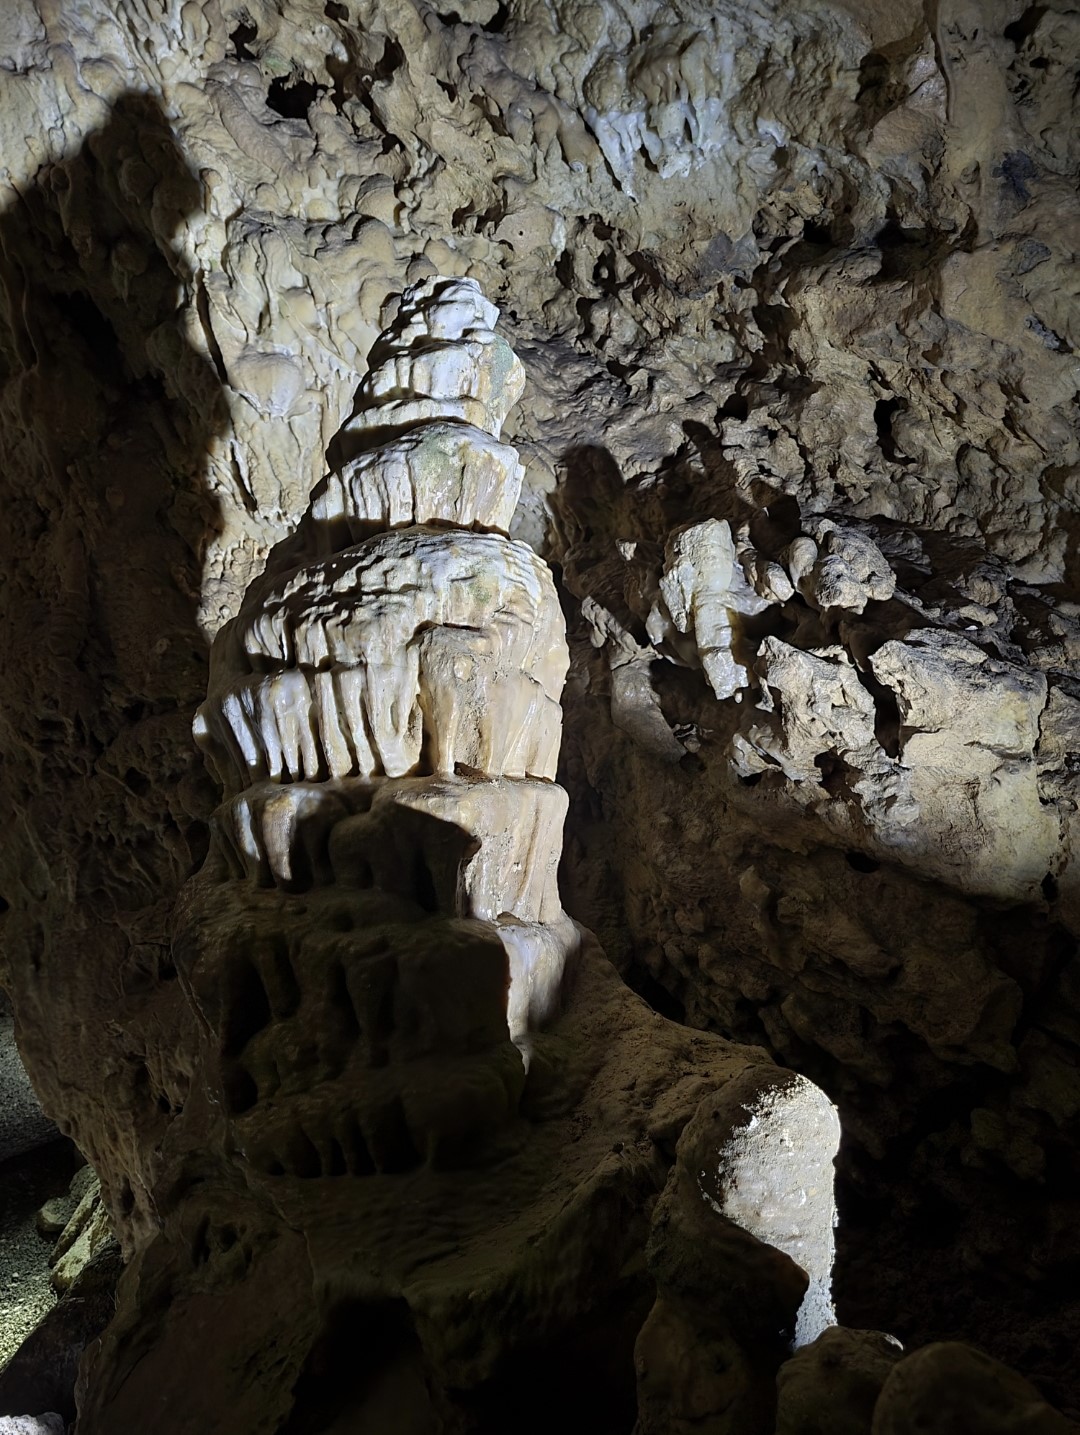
[1, 0, 1079, 1432]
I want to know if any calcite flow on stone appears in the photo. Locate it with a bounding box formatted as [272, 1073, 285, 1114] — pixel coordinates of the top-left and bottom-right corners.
[194, 276, 576, 1048]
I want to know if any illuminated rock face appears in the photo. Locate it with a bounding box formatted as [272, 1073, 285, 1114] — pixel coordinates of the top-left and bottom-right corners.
[195, 277, 576, 1052]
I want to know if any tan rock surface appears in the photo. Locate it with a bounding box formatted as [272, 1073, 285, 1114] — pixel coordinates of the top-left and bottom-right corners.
[872, 1342, 1079, 1434]
[776, 1327, 903, 1435]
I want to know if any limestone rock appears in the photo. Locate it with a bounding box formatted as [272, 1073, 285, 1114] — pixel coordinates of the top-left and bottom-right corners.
[868, 631, 1057, 896]
[776, 1328, 904, 1435]
[0, 1231, 121, 1431]
[32, 1204, 71, 1244]
[70, 276, 844, 1435]
[738, 637, 882, 786]
[555, 482, 1080, 1403]
[34, 1165, 96, 1242]
[194, 278, 576, 1054]
[700, 1067, 841, 1348]
[343, 276, 525, 442]
[48, 1174, 110, 1295]
[790, 521, 896, 615]
[197, 528, 567, 790]
[871, 1342, 1078, 1434]
[647, 519, 771, 700]
[312, 423, 525, 537]
[635, 1068, 827, 1435]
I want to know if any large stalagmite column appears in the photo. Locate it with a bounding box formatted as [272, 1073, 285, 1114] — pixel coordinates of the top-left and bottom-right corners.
[194, 275, 578, 1053]
[69, 275, 845, 1435]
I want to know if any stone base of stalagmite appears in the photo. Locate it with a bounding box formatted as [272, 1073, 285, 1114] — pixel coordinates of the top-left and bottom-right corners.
[72, 932, 815, 1435]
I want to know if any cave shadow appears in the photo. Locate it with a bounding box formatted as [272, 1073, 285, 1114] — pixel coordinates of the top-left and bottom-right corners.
[0, 89, 229, 909]
[0, 90, 229, 1422]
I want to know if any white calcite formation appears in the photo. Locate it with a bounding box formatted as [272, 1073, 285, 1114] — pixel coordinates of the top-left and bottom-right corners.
[195, 276, 576, 1048]
[647, 518, 772, 701]
[709, 1071, 841, 1349]
[200, 530, 563, 788]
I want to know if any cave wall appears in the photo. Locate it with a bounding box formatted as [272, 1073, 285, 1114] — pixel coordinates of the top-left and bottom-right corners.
[1, 0, 1079, 1418]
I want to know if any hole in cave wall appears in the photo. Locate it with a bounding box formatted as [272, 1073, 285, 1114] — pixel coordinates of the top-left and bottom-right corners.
[874, 397, 912, 465]
[265, 935, 302, 1018]
[372, 35, 405, 82]
[444, 5, 510, 28]
[624, 964, 686, 1023]
[340, 1113, 376, 1175]
[482, 3, 510, 32]
[229, 18, 258, 61]
[411, 852, 439, 913]
[367, 1097, 422, 1174]
[278, 1298, 435, 1435]
[123, 767, 150, 796]
[717, 391, 750, 422]
[220, 957, 272, 1057]
[814, 749, 856, 796]
[223, 1063, 258, 1114]
[324, 31, 404, 125]
[285, 1126, 322, 1179]
[183, 819, 210, 874]
[458, 1277, 650, 1435]
[324, 1137, 347, 1176]
[64, 291, 126, 378]
[266, 76, 325, 120]
[845, 850, 880, 874]
[854, 667, 902, 757]
[1003, 4, 1048, 46]
[325, 962, 361, 1061]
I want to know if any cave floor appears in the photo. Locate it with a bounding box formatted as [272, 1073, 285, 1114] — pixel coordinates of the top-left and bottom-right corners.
[0, 1143, 74, 1369]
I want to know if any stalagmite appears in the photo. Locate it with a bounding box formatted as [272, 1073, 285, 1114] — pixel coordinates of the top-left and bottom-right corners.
[46, 276, 853, 1435]
[195, 276, 577, 1050]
